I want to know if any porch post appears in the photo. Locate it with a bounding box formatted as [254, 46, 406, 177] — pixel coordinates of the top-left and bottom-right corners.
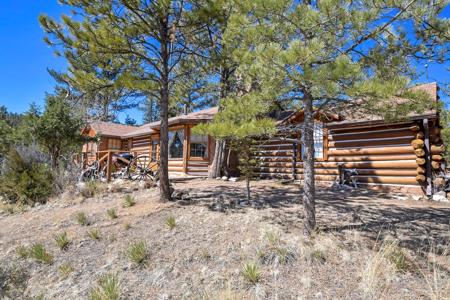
[182, 125, 188, 174]
[106, 150, 113, 183]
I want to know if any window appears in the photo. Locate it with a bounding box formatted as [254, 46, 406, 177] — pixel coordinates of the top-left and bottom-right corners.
[190, 134, 208, 158]
[301, 123, 324, 159]
[108, 139, 121, 150]
[151, 140, 158, 161]
[313, 123, 324, 159]
[169, 129, 184, 159]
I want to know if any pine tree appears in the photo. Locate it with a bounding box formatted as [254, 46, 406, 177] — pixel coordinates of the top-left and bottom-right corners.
[35, 90, 86, 169]
[186, 0, 243, 178]
[229, 0, 449, 236]
[195, 88, 276, 199]
[40, 0, 194, 201]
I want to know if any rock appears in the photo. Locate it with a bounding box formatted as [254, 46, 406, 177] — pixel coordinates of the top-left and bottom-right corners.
[229, 177, 238, 182]
[432, 191, 448, 202]
[221, 176, 228, 181]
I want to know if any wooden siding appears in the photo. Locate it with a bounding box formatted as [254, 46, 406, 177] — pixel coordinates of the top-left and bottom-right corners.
[253, 121, 445, 192]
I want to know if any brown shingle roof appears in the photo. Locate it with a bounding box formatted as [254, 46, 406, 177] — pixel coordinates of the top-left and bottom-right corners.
[122, 107, 219, 138]
[90, 121, 138, 137]
[326, 82, 439, 126]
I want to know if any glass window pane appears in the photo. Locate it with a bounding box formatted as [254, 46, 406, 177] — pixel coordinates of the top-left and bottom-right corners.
[301, 123, 324, 159]
[169, 129, 184, 159]
[190, 134, 208, 158]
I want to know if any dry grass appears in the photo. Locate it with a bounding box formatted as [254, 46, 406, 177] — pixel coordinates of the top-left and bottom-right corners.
[241, 262, 261, 284]
[88, 273, 120, 300]
[54, 231, 70, 251]
[127, 240, 148, 265]
[29, 243, 53, 265]
[360, 239, 400, 298]
[87, 228, 101, 241]
[0, 179, 449, 299]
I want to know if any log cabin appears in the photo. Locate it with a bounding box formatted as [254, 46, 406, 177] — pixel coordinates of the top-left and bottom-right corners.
[82, 82, 444, 195]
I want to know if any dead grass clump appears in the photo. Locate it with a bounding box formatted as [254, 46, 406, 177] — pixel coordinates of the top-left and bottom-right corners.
[16, 245, 29, 259]
[88, 273, 120, 300]
[54, 231, 71, 251]
[107, 208, 118, 219]
[87, 228, 101, 240]
[81, 180, 100, 198]
[257, 230, 295, 265]
[197, 286, 250, 300]
[0, 262, 29, 299]
[76, 212, 90, 226]
[360, 240, 400, 298]
[59, 262, 74, 278]
[122, 195, 136, 207]
[421, 245, 450, 300]
[127, 240, 148, 265]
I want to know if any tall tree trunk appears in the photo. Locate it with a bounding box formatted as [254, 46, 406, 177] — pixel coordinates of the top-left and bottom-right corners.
[302, 93, 316, 236]
[208, 68, 231, 178]
[158, 16, 171, 202]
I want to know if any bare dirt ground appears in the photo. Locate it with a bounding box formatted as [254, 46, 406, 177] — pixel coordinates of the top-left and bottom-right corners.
[0, 178, 449, 299]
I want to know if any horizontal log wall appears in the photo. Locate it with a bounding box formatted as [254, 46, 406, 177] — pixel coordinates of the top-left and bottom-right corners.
[254, 122, 427, 190]
[130, 135, 151, 153]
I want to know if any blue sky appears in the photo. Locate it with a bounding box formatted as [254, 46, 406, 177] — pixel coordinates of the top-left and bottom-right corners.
[0, 1, 448, 124]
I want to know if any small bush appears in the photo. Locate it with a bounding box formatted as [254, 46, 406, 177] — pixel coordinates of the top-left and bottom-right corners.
[241, 262, 261, 284]
[29, 243, 53, 265]
[122, 195, 136, 207]
[0, 263, 29, 299]
[107, 208, 118, 219]
[128, 240, 148, 265]
[87, 228, 101, 240]
[0, 147, 53, 206]
[81, 180, 99, 198]
[109, 234, 117, 243]
[166, 215, 176, 230]
[310, 249, 327, 263]
[16, 245, 29, 258]
[54, 232, 70, 251]
[88, 273, 120, 300]
[76, 212, 89, 226]
[386, 244, 410, 272]
[361, 240, 398, 298]
[2, 204, 15, 214]
[59, 262, 74, 278]
[123, 223, 131, 230]
[258, 230, 295, 265]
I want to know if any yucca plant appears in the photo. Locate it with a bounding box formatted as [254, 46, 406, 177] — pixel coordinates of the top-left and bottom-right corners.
[76, 212, 89, 226]
[29, 243, 53, 265]
[88, 273, 120, 300]
[127, 240, 148, 265]
[122, 195, 136, 207]
[54, 232, 71, 251]
[87, 229, 101, 240]
[166, 215, 176, 230]
[241, 262, 261, 284]
[107, 208, 118, 219]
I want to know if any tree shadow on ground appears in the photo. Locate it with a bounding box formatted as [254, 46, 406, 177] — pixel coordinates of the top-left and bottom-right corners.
[177, 182, 450, 255]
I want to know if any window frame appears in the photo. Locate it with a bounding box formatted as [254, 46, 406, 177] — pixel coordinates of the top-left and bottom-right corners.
[187, 127, 209, 161]
[299, 122, 328, 162]
[168, 127, 185, 160]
